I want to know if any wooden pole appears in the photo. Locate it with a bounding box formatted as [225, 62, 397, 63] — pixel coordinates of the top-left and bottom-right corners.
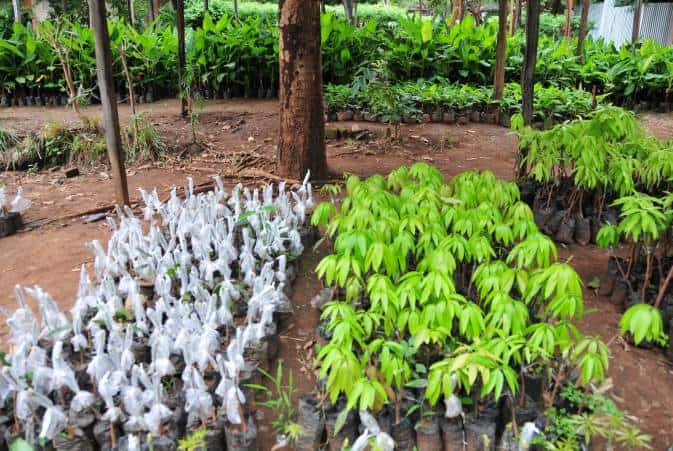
[521, 0, 540, 127]
[88, 0, 130, 206]
[176, 0, 187, 117]
[631, 0, 642, 44]
[577, 0, 590, 60]
[493, 0, 508, 119]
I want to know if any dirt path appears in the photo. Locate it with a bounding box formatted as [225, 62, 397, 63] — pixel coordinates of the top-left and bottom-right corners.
[1, 101, 672, 448]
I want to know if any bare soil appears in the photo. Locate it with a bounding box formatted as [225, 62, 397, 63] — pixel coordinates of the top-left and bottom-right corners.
[1, 101, 672, 448]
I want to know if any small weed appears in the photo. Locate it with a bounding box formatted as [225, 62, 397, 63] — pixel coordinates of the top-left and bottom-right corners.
[177, 428, 207, 451]
[247, 361, 301, 443]
[124, 113, 166, 163]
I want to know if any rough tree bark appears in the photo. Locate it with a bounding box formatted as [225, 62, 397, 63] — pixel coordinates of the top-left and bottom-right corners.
[518, 0, 541, 179]
[277, 0, 327, 181]
[88, 0, 130, 205]
[493, 0, 508, 118]
[521, 0, 540, 127]
[631, 0, 642, 43]
[577, 0, 590, 60]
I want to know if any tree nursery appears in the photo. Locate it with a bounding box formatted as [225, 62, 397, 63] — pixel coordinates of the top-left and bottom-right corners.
[0, 0, 672, 450]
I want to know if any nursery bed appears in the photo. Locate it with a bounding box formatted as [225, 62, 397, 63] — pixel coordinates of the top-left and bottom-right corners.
[1, 100, 673, 448]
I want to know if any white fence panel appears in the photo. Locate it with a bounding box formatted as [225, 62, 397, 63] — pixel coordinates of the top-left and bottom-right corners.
[588, 0, 673, 47]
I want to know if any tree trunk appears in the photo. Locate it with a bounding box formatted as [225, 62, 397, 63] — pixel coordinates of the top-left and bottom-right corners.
[521, 0, 540, 127]
[148, 0, 156, 22]
[12, 0, 20, 23]
[176, 0, 187, 117]
[278, 0, 327, 181]
[204, 0, 209, 12]
[508, 0, 516, 35]
[88, 0, 130, 206]
[514, 0, 521, 28]
[564, 0, 574, 38]
[493, 0, 508, 113]
[343, 0, 356, 25]
[233, 0, 239, 19]
[128, 0, 135, 26]
[577, 0, 590, 60]
[550, 0, 562, 14]
[631, 0, 642, 43]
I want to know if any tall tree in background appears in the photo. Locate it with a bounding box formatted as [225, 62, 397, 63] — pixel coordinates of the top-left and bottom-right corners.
[127, 0, 135, 26]
[12, 0, 20, 22]
[519, 0, 541, 179]
[564, 0, 574, 38]
[493, 0, 508, 120]
[343, 0, 357, 25]
[173, 0, 187, 117]
[233, 0, 239, 19]
[631, 0, 642, 43]
[577, 0, 590, 61]
[521, 0, 541, 126]
[277, 0, 327, 180]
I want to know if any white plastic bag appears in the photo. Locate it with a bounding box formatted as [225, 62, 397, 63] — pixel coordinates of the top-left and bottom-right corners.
[10, 187, 31, 213]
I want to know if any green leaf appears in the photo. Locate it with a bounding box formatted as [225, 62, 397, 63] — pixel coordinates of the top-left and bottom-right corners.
[421, 20, 433, 43]
[10, 439, 34, 451]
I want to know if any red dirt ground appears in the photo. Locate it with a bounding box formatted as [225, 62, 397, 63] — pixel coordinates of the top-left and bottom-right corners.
[1, 101, 672, 449]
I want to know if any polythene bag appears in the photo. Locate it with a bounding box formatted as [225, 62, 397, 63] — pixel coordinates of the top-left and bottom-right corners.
[10, 187, 31, 213]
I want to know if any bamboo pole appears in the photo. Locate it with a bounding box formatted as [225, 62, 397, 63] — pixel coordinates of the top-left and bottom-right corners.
[88, 0, 130, 206]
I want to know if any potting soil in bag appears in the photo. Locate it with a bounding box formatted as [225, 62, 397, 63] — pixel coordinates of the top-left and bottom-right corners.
[390, 416, 415, 451]
[148, 435, 178, 451]
[464, 414, 496, 451]
[554, 216, 576, 244]
[415, 415, 442, 451]
[224, 416, 257, 451]
[325, 409, 358, 451]
[52, 429, 95, 451]
[574, 216, 591, 246]
[294, 395, 325, 451]
[439, 417, 464, 451]
[495, 425, 517, 451]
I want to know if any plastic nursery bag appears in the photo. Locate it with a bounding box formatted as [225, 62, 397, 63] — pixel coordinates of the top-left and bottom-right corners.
[444, 394, 462, 418]
[10, 187, 31, 213]
[519, 422, 541, 451]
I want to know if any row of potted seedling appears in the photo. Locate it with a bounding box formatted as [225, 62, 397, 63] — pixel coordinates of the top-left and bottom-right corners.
[0, 175, 314, 450]
[302, 165, 647, 450]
